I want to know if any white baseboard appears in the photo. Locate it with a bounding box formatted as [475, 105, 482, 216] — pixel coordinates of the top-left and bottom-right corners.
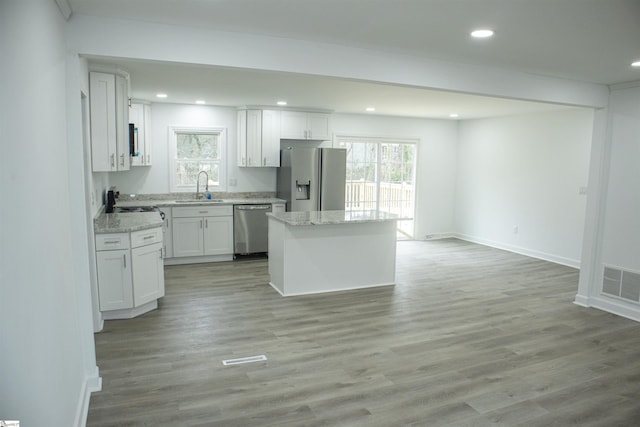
[74, 368, 102, 427]
[269, 281, 395, 297]
[420, 232, 455, 240]
[573, 293, 591, 307]
[102, 300, 158, 320]
[453, 233, 581, 268]
[587, 296, 640, 323]
[164, 254, 233, 265]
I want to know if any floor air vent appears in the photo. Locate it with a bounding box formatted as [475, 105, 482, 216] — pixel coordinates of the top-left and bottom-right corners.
[222, 355, 267, 366]
[602, 266, 640, 303]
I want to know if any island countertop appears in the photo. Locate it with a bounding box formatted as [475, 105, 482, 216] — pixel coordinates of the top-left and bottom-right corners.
[266, 210, 398, 226]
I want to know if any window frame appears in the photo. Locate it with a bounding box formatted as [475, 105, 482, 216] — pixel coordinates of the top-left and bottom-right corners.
[168, 126, 227, 193]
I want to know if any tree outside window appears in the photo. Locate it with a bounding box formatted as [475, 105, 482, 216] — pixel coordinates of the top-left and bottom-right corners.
[169, 127, 226, 192]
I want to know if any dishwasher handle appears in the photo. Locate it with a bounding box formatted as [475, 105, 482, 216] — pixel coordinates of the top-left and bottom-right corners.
[235, 205, 271, 210]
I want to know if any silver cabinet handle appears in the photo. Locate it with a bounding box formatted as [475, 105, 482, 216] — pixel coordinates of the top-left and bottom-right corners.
[205, 219, 208, 228]
[111, 154, 115, 168]
[159, 248, 163, 259]
[123, 254, 127, 269]
[120, 153, 125, 167]
[200, 219, 203, 229]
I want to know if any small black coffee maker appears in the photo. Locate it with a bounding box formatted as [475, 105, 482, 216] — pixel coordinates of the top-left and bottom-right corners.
[106, 187, 118, 213]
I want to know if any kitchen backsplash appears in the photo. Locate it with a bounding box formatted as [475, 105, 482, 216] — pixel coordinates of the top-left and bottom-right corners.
[119, 192, 277, 201]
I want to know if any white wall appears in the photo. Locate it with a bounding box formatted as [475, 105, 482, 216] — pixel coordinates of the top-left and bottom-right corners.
[0, 0, 99, 425]
[332, 113, 458, 239]
[576, 83, 640, 321]
[455, 109, 594, 267]
[600, 85, 640, 269]
[108, 103, 276, 195]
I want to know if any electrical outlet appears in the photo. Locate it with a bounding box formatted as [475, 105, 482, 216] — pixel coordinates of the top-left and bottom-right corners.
[513, 225, 519, 234]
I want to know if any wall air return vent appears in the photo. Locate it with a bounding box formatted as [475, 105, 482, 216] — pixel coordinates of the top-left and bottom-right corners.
[602, 266, 640, 304]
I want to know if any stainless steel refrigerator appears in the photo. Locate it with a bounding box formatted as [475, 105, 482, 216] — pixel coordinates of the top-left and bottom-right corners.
[277, 147, 347, 212]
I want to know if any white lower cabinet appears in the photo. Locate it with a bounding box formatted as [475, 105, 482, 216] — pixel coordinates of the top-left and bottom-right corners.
[96, 248, 133, 311]
[161, 207, 173, 258]
[272, 202, 286, 213]
[95, 227, 165, 319]
[203, 216, 234, 255]
[131, 241, 165, 306]
[172, 217, 205, 257]
[172, 206, 233, 258]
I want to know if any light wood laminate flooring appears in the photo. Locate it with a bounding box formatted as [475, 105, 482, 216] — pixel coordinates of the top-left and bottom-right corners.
[87, 239, 640, 426]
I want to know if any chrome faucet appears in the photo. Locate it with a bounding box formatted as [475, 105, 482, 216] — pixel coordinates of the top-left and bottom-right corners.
[196, 170, 209, 199]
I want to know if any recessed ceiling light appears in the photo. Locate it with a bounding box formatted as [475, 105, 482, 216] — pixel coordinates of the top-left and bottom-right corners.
[366, 107, 375, 112]
[277, 101, 287, 106]
[449, 113, 459, 118]
[632, 61, 640, 67]
[156, 93, 168, 98]
[195, 100, 206, 105]
[470, 29, 495, 38]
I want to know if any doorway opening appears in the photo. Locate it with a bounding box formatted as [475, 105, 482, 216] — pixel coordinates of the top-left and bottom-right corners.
[336, 136, 418, 239]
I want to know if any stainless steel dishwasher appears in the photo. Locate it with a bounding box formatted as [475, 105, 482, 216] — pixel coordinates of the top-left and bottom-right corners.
[233, 204, 272, 255]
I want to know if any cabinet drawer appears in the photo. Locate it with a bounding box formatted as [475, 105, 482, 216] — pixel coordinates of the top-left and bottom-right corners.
[173, 205, 233, 218]
[131, 227, 163, 248]
[96, 233, 130, 251]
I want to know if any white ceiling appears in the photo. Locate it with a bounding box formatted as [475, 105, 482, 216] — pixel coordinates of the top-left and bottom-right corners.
[71, 0, 640, 119]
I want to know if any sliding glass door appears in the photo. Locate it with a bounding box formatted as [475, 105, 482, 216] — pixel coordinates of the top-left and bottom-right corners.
[338, 136, 417, 238]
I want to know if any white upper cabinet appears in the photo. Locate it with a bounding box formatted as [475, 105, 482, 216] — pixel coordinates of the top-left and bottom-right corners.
[129, 102, 152, 166]
[261, 109, 281, 167]
[237, 109, 281, 167]
[280, 111, 331, 141]
[89, 71, 130, 172]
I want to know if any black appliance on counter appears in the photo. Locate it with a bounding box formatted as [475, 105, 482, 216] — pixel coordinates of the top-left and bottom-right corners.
[105, 187, 118, 213]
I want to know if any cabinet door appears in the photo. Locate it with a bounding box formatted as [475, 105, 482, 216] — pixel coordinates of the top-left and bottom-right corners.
[132, 242, 165, 307]
[246, 109, 262, 166]
[237, 110, 248, 166]
[307, 113, 331, 140]
[172, 217, 204, 257]
[162, 208, 173, 258]
[142, 103, 151, 165]
[115, 74, 130, 171]
[280, 111, 308, 139]
[262, 110, 281, 166]
[129, 103, 151, 166]
[89, 72, 117, 172]
[96, 249, 133, 311]
[203, 216, 233, 256]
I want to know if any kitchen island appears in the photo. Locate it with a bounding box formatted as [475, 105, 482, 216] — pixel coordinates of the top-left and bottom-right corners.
[267, 210, 398, 296]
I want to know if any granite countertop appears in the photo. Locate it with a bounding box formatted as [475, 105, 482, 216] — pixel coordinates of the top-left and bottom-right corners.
[95, 194, 285, 234]
[95, 211, 164, 234]
[115, 197, 285, 208]
[267, 210, 398, 226]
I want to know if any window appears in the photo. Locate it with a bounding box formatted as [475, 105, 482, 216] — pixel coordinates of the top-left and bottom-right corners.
[169, 127, 226, 192]
[337, 136, 418, 239]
